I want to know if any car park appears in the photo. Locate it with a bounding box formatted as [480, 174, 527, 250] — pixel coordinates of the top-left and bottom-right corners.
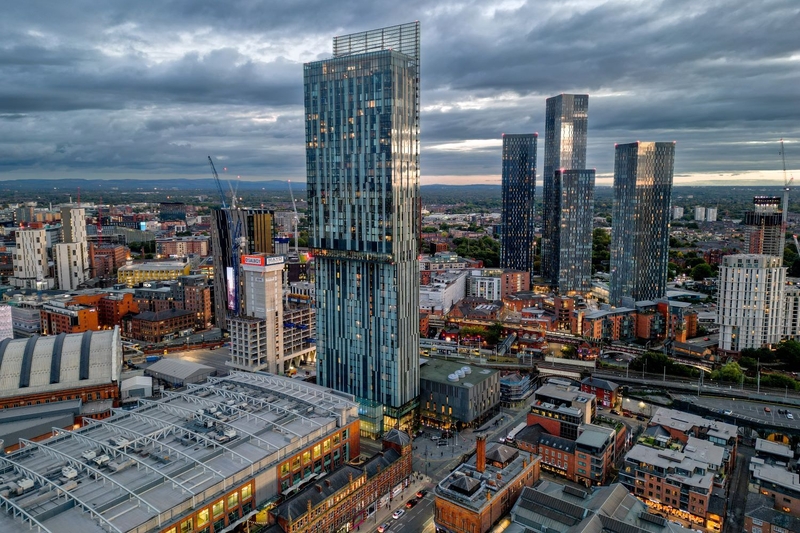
[392, 509, 405, 520]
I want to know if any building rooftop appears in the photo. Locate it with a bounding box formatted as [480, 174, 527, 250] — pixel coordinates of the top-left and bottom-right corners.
[580, 376, 619, 392]
[650, 407, 737, 443]
[435, 442, 538, 514]
[133, 308, 194, 321]
[755, 438, 794, 460]
[419, 357, 497, 390]
[750, 462, 800, 492]
[576, 426, 614, 451]
[625, 440, 718, 490]
[0, 371, 358, 533]
[745, 492, 800, 532]
[118, 261, 188, 272]
[144, 359, 214, 381]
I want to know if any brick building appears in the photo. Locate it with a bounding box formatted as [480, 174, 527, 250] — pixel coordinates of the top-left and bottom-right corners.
[580, 376, 620, 408]
[89, 243, 128, 278]
[156, 236, 209, 257]
[434, 436, 540, 533]
[40, 300, 99, 335]
[270, 429, 411, 533]
[70, 291, 139, 329]
[128, 308, 195, 343]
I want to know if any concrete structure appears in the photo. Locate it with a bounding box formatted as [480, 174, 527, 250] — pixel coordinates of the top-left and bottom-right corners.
[705, 207, 718, 222]
[744, 196, 785, 257]
[270, 429, 412, 533]
[281, 294, 316, 369]
[434, 437, 541, 533]
[507, 481, 694, 533]
[420, 270, 467, 314]
[419, 358, 500, 429]
[672, 205, 684, 220]
[144, 358, 215, 387]
[55, 206, 90, 290]
[542, 94, 589, 290]
[694, 206, 706, 221]
[609, 142, 676, 306]
[0, 303, 13, 341]
[784, 279, 800, 341]
[0, 372, 360, 533]
[305, 23, 420, 437]
[0, 327, 122, 411]
[117, 260, 191, 288]
[500, 133, 538, 276]
[718, 254, 785, 352]
[12, 228, 54, 289]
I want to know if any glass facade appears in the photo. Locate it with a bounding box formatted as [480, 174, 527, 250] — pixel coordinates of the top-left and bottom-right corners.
[542, 94, 589, 288]
[500, 134, 537, 274]
[554, 169, 595, 294]
[609, 142, 676, 306]
[304, 23, 420, 436]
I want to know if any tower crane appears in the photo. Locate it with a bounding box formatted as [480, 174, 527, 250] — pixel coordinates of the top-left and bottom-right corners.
[288, 180, 300, 256]
[208, 156, 243, 315]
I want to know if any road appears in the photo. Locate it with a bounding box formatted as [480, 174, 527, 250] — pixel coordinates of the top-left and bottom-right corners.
[724, 444, 754, 533]
[676, 394, 800, 430]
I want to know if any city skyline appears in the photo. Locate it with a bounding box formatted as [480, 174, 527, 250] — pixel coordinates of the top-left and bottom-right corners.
[0, 1, 797, 185]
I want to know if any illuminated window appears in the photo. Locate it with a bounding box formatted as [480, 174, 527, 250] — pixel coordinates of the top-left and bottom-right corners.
[228, 492, 239, 508]
[323, 439, 331, 453]
[281, 463, 290, 476]
[196, 509, 209, 528]
[180, 518, 193, 533]
[303, 451, 311, 464]
[212, 500, 224, 518]
[333, 433, 341, 445]
[242, 485, 252, 500]
[314, 444, 322, 459]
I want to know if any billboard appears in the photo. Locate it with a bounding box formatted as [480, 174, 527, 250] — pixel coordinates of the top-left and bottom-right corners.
[226, 266, 236, 310]
[242, 255, 266, 266]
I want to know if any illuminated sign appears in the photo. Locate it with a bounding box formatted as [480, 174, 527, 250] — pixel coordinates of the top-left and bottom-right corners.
[242, 255, 265, 266]
[226, 267, 236, 310]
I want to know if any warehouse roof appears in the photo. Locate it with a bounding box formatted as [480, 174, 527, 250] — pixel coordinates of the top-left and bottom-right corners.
[144, 358, 213, 381]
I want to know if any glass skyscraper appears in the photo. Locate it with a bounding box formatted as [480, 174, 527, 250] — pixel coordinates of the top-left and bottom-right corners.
[542, 94, 589, 291]
[609, 142, 676, 307]
[553, 169, 595, 294]
[500, 134, 537, 275]
[304, 22, 420, 437]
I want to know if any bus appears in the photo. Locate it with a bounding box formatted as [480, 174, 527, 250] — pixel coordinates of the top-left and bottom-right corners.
[504, 422, 527, 444]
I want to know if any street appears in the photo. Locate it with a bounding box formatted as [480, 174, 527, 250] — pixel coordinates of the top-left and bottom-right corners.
[678, 394, 800, 430]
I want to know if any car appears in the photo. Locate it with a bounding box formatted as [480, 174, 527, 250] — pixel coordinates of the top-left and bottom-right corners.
[636, 415, 646, 421]
[437, 439, 448, 447]
[378, 522, 391, 532]
[597, 406, 604, 411]
[623, 412, 633, 418]
[416, 489, 428, 499]
[405, 498, 418, 509]
[764, 407, 771, 413]
[788, 413, 795, 420]
[610, 410, 621, 416]
[723, 409, 732, 415]
[392, 509, 405, 520]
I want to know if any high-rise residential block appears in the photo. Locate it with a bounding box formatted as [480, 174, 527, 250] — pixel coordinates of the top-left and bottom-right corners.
[552, 169, 595, 294]
[56, 206, 90, 290]
[609, 142, 675, 306]
[305, 22, 420, 436]
[705, 207, 717, 222]
[744, 196, 784, 257]
[671, 205, 684, 220]
[12, 228, 54, 289]
[694, 206, 706, 221]
[500, 134, 537, 276]
[718, 254, 785, 352]
[542, 94, 589, 288]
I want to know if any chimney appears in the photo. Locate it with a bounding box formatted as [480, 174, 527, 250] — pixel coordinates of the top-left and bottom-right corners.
[315, 484, 322, 493]
[476, 435, 487, 473]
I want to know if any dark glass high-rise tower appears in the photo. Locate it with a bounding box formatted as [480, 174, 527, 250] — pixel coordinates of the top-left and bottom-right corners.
[553, 169, 596, 294]
[500, 134, 537, 275]
[542, 94, 589, 290]
[304, 22, 420, 437]
[609, 142, 676, 306]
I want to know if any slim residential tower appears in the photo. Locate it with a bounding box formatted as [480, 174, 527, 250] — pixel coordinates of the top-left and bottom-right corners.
[304, 22, 420, 436]
[609, 142, 675, 307]
[552, 169, 596, 294]
[542, 94, 590, 290]
[500, 134, 537, 275]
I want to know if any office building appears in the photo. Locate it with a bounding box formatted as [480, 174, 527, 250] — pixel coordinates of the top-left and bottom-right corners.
[11, 228, 54, 289]
[718, 254, 785, 352]
[40, 300, 99, 334]
[305, 22, 420, 436]
[609, 142, 675, 306]
[542, 94, 589, 288]
[419, 358, 499, 429]
[435, 436, 540, 533]
[744, 196, 785, 257]
[210, 207, 275, 329]
[551, 169, 595, 294]
[117, 260, 191, 287]
[0, 371, 360, 533]
[500, 133, 538, 275]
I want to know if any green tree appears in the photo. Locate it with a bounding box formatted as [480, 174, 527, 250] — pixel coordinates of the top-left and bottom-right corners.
[691, 263, 714, 281]
[485, 322, 504, 346]
[711, 362, 743, 383]
[592, 228, 611, 273]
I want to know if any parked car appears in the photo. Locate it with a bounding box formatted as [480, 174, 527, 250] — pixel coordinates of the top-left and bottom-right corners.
[788, 412, 794, 420]
[636, 415, 646, 421]
[392, 509, 405, 520]
[723, 409, 732, 415]
[437, 439, 448, 447]
[610, 410, 621, 416]
[416, 489, 428, 499]
[764, 407, 771, 413]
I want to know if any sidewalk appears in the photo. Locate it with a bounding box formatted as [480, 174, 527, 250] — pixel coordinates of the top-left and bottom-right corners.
[361, 473, 432, 531]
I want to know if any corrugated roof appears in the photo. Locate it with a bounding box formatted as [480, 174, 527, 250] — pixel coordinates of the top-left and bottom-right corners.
[144, 358, 213, 380]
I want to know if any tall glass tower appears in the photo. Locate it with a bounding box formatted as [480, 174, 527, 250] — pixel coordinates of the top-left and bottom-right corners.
[304, 22, 420, 437]
[542, 94, 589, 290]
[609, 142, 676, 307]
[553, 169, 595, 294]
[500, 134, 537, 275]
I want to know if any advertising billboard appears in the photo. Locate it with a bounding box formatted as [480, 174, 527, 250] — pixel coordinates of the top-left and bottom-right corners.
[226, 266, 236, 310]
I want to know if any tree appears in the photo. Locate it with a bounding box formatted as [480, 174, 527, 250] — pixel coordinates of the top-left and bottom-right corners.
[691, 263, 714, 281]
[711, 362, 743, 384]
[592, 228, 611, 273]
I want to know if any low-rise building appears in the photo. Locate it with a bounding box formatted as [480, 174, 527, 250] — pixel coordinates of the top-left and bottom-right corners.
[419, 358, 499, 429]
[749, 460, 800, 516]
[40, 300, 100, 335]
[128, 308, 195, 343]
[755, 438, 794, 465]
[434, 436, 540, 533]
[499, 372, 535, 407]
[744, 492, 800, 533]
[117, 259, 191, 287]
[580, 376, 619, 408]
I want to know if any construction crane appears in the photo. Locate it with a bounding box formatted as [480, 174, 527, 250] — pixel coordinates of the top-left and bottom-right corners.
[208, 156, 243, 315]
[287, 180, 300, 256]
[781, 139, 794, 238]
[793, 234, 800, 257]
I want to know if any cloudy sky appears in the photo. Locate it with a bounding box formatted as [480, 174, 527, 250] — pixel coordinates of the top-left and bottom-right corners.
[0, 0, 798, 186]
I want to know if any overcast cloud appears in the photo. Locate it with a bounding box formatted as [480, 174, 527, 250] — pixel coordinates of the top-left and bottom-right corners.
[0, 0, 798, 185]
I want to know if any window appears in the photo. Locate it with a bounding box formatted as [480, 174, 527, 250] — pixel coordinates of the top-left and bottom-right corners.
[212, 500, 224, 518]
[281, 463, 290, 476]
[228, 492, 239, 509]
[242, 485, 252, 500]
[314, 444, 322, 459]
[196, 509, 209, 528]
[323, 439, 331, 453]
[303, 451, 311, 464]
[180, 518, 193, 533]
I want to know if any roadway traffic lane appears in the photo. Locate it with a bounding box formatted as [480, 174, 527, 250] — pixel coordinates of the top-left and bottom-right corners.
[680, 395, 800, 430]
[387, 493, 434, 533]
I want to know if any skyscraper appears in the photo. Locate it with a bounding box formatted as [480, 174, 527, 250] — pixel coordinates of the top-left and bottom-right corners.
[552, 169, 596, 294]
[305, 22, 420, 437]
[500, 134, 537, 275]
[743, 196, 784, 257]
[609, 142, 676, 306]
[542, 94, 589, 289]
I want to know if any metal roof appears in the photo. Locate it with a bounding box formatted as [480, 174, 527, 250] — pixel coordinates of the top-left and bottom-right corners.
[144, 358, 213, 381]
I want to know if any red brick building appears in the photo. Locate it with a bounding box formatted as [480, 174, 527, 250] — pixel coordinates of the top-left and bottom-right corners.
[40, 301, 100, 335]
[90, 244, 128, 278]
[129, 308, 195, 343]
[580, 376, 620, 408]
